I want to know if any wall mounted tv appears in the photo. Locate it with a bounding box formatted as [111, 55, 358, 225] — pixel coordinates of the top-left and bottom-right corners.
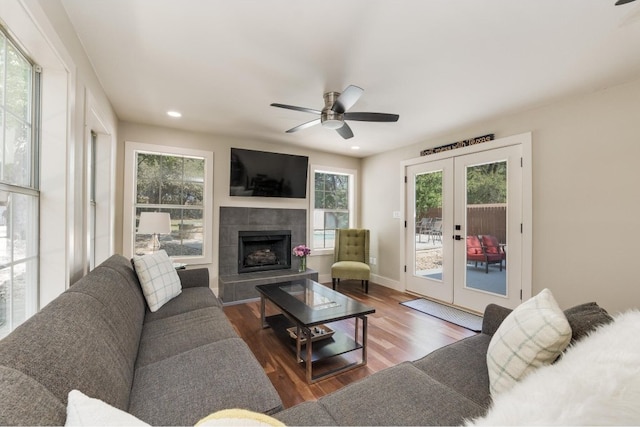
[230, 148, 309, 198]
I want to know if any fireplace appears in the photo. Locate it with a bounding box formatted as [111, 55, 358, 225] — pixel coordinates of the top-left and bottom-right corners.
[238, 230, 291, 273]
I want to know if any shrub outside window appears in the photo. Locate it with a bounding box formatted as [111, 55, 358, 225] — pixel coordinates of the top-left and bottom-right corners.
[311, 167, 355, 252]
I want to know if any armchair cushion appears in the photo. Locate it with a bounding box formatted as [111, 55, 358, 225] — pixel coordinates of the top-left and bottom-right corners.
[331, 261, 371, 281]
[333, 229, 369, 263]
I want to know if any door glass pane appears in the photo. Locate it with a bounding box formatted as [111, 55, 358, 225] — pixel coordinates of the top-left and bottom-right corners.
[465, 161, 507, 295]
[415, 170, 443, 281]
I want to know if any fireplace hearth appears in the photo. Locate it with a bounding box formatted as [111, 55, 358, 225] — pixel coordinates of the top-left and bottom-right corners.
[238, 230, 291, 273]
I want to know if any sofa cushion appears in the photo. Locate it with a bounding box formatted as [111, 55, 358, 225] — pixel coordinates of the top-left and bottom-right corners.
[564, 301, 613, 343]
[176, 267, 211, 289]
[135, 307, 239, 367]
[316, 362, 485, 426]
[0, 292, 136, 411]
[132, 250, 182, 312]
[0, 366, 66, 426]
[487, 288, 572, 395]
[143, 287, 222, 324]
[67, 259, 146, 377]
[129, 338, 283, 425]
[273, 401, 338, 426]
[413, 333, 493, 408]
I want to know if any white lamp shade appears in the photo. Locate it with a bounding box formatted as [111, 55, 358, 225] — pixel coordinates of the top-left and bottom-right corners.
[137, 212, 171, 234]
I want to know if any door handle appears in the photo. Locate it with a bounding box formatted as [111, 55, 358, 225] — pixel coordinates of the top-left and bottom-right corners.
[453, 235, 462, 240]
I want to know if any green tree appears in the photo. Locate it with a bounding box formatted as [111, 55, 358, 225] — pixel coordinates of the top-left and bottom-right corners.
[315, 172, 348, 210]
[136, 153, 204, 210]
[466, 162, 507, 204]
[415, 171, 442, 217]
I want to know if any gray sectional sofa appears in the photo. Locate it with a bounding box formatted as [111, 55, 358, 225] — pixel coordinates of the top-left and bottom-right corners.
[274, 302, 613, 426]
[0, 253, 615, 426]
[0, 254, 282, 425]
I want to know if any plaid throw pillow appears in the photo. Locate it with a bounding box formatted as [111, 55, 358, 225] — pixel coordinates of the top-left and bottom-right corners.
[487, 288, 572, 395]
[132, 250, 182, 312]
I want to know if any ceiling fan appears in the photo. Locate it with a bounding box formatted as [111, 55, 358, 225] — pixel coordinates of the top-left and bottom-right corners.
[270, 85, 399, 139]
[615, 0, 636, 5]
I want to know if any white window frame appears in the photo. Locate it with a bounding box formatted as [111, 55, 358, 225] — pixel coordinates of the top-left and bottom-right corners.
[123, 141, 213, 265]
[0, 26, 40, 338]
[309, 165, 357, 256]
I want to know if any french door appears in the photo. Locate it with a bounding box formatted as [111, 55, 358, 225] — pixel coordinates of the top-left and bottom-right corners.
[406, 144, 524, 312]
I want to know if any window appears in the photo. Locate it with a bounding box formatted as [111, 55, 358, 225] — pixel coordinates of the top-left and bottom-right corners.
[0, 28, 40, 338]
[310, 167, 356, 253]
[123, 142, 213, 264]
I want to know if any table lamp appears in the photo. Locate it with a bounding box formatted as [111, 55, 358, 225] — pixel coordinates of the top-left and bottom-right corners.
[137, 212, 171, 252]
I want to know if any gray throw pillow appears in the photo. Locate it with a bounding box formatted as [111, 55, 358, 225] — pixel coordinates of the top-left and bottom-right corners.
[563, 302, 613, 344]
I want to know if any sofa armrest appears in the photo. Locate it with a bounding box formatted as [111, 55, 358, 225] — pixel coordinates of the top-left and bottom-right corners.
[481, 304, 512, 336]
[177, 268, 209, 288]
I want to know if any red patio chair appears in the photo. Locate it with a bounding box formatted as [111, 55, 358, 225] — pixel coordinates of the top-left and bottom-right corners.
[481, 235, 506, 269]
[466, 235, 503, 273]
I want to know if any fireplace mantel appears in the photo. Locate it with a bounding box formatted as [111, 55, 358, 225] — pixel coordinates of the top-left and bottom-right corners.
[218, 207, 317, 303]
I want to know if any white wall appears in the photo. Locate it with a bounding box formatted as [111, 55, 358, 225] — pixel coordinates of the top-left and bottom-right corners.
[117, 121, 361, 290]
[10, 0, 639, 315]
[362, 78, 640, 314]
[2, 0, 118, 307]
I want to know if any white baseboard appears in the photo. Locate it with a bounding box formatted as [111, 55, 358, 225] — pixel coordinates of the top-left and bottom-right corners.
[371, 273, 403, 291]
[318, 273, 403, 292]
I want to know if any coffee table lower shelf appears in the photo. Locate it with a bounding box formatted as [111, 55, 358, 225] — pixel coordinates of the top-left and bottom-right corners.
[265, 314, 363, 364]
[265, 313, 367, 382]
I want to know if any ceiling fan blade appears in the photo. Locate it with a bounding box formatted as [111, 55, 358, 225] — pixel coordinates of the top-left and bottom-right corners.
[335, 122, 354, 139]
[285, 118, 321, 133]
[271, 103, 322, 115]
[615, 0, 636, 5]
[344, 112, 399, 122]
[332, 85, 364, 113]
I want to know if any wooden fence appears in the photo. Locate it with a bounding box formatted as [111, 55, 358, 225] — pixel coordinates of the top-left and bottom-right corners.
[419, 204, 506, 244]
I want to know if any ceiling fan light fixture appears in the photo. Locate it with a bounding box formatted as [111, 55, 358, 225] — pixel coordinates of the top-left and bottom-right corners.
[321, 109, 344, 129]
[322, 119, 344, 129]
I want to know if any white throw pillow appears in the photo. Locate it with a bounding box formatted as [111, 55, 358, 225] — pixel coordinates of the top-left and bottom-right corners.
[65, 390, 149, 426]
[132, 250, 182, 312]
[487, 288, 572, 395]
[469, 310, 640, 426]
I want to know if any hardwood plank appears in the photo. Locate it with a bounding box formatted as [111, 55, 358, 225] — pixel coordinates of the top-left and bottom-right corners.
[223, 280, 477, 409]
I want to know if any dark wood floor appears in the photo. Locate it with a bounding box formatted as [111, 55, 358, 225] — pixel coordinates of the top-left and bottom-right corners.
[223, 280, 476, 409]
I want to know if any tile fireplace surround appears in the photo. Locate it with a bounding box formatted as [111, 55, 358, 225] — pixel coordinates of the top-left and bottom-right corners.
[218, 207, 318, 304]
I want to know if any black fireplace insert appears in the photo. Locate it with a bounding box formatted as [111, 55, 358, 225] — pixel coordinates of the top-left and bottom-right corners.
[238, 230, 292, 273]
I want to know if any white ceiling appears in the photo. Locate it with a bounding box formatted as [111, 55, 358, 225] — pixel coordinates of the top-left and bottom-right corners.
[61, 0, 640, 158]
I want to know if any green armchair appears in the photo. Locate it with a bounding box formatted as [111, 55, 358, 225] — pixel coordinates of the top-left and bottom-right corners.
[331, 229, 370, 293]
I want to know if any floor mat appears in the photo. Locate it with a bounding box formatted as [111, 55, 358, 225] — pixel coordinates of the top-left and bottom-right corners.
[400, 298, 483, 332]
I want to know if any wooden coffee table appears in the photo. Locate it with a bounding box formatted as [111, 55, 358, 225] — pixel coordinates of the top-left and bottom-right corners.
[256, 279, 375, 383]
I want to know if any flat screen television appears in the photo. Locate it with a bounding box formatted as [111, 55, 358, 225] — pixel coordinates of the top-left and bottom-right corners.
[230, 148, 309, 198]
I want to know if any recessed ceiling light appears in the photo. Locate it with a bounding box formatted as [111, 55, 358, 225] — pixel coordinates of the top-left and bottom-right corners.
[167, 111, 182, 118]
[351, 146, 360, 150]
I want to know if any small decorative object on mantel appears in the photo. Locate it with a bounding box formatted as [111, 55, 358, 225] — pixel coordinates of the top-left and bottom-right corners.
[292, 244, 311, 272]
[420, 133, 495, 156]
